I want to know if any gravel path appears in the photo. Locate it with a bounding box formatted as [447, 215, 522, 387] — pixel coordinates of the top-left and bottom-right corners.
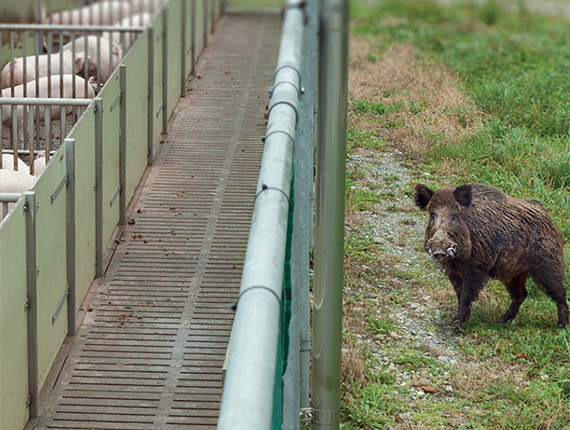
[344, 147, 474, 427]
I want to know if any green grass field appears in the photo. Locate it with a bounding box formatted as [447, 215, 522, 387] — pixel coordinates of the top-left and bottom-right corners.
[343, 0, 570, 428]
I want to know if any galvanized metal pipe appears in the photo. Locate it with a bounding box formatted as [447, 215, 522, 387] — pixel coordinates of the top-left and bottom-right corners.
[190, 0, 196, 75]
[0, 193, 23, 202]
[312, 0, 349, 428]
[119, 65, 127, 226]
[24, 191, 39, 418]
[94, 98, 103, 277]
[0, 23, 146, 33]
[162, 8, 168, 134]
[181, 0, 187, 97]
[0, 98, 93, 107]
[217, 2, 304, 429]
[65, 138, 77, 336]
[147, 25, 155, 165]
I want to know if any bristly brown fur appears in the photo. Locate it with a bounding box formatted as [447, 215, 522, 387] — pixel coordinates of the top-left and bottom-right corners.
[414, 182, 568, 328]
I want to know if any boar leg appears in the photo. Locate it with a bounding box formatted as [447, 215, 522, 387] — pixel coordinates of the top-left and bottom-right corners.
[452, 270, 488, 325]
[448, 273, 463, 306]
[498, 272, 528, 324]
[529, 268, 569, 329]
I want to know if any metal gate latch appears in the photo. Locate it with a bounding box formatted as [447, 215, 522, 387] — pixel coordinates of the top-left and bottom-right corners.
[299, 407, 314, 422]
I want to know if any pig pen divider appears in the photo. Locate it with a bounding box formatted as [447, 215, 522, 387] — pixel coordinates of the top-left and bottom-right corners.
[0, 1, 222, 429]
[0, 97, 92, 174]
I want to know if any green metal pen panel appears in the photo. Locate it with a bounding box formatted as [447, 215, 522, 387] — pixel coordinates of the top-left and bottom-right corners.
[31, 149, 68, 388]
[167, 0, 183, 118]
[151, 11, 165, 145]
[98, 75, 122, 247]
[123, 32, 151, 204]
[195, 0, 205, 62]
[68, 109, 97, 314]
[0, 200, 29, 430]
[184, 0, 196, 79]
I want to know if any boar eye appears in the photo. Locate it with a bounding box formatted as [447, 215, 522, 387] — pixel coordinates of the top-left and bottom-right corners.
[450, 213, 459, 223]
[429, 212, 437, 222]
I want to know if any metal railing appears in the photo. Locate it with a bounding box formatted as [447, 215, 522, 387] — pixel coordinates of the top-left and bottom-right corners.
[218, 0, 303, 427]
[218, 0, 348, 429]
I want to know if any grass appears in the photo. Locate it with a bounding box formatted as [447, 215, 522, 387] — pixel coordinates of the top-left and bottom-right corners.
[342, 0, 570, 428]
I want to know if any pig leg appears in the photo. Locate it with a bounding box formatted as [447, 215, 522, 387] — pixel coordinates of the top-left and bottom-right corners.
[452, 270, 488, 325]
[498, 272, 528, 324]
[529, 267, 569, 328]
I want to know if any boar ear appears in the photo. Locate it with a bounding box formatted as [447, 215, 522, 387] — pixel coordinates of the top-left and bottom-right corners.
[414, 184, 433, 211]
[454, 184, 473, 208]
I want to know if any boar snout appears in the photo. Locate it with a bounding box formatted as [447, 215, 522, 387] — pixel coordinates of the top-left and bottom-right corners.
[426, 230, 458, 262]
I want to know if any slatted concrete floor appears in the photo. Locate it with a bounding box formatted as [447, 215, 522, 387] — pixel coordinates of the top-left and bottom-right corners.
[29, 12, 281, 430]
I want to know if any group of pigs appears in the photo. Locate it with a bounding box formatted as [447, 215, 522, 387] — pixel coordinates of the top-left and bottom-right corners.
[0, 0, 160, 200]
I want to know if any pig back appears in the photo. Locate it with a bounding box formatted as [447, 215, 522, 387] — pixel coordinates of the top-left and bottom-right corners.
[1, 75, 94, 126]
[49, 1, 131, 26]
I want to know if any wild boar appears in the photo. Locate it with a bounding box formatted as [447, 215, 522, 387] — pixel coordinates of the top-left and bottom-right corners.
[1, 51, 94, 89]
[415, 182, 568, 328]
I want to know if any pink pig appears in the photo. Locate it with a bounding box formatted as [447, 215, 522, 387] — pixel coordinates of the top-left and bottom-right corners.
[48, 1, 131, 26]
[1, 75, 95, 144]
[63, 36, 122, 84]
[1, 51, 94, 90]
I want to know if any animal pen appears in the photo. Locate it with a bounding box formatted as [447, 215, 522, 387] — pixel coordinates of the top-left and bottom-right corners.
[0, 0, 348, 429]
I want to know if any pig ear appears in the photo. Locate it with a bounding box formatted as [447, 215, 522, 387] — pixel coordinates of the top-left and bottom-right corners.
[454, 184, 473, 208]
[414, 184, 433, 211]
[74, 53, 85, 73]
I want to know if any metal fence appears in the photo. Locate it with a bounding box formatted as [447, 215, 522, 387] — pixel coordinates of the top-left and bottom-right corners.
[0, 1, 222, 429]
[1, 0, 349, 428]
[218, 0, 348, 429]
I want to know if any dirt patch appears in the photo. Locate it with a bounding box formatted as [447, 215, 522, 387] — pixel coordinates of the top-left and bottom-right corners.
[348, 37, 483, 158]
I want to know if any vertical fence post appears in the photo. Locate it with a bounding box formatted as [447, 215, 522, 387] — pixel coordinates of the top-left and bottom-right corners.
[181, 0, 187, 97]
[119, 65, 127, 226]
[191, 0, 196, 75]
[312, 0, 349, 428]
[287, 0, 319, 419]
[203, 0, 208, 47]
[25, 191, 38, 419]
[210, 0, 216, 34]
[162, 8, 168, 134]
[65, 138, 76, 336]
[147, 26, 155, 165]
[94, 98, 104, 277]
